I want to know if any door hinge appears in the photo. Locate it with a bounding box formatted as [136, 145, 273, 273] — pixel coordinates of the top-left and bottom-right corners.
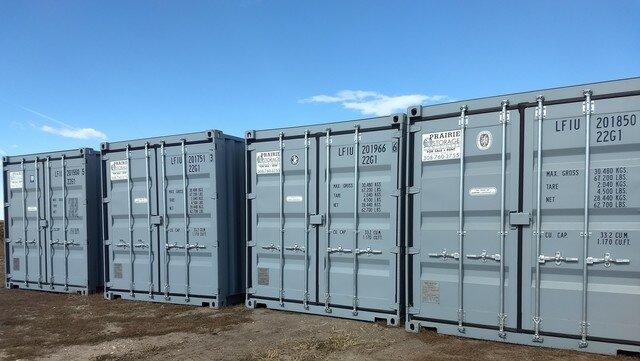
[408, 186, 421, 195]
[509, 212, 531, 226]
[247, 193, 256, 200]
[247, 240, 256, 247]
[309, 214, 324, 226]
[408, 247, 420, 255]
[409, 124, 422, 133]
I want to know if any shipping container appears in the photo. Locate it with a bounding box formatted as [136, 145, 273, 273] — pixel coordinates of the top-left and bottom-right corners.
[245, 114, 405, 325]
[3, 148, 103, 294]
[101, 130, 245, 307]
[405, 78, 640, 355]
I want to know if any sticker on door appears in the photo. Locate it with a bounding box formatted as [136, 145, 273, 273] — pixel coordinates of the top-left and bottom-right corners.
[109, 160, 129, 181]
[422, 130, 461, 162]
[256, 151, 280, 174]
[9, 171, 23, 189]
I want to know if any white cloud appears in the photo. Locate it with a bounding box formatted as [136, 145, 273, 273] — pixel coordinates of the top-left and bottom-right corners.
[301, 90, 450, 116]
[0, 147, 6, 156]
[40, 125, 107, 140]
[2, 102, 108, 140]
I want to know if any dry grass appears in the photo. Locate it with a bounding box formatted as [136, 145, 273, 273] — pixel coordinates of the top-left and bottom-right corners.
[252, 332, 369, 361]
[0, 279, 249, 360]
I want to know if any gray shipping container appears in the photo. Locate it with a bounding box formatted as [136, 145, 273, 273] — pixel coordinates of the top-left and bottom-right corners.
[405, 78, 640, 355]
[101, 130, 245, 307]
[245, 115, 405, 325]
[3, 148, 103, 294]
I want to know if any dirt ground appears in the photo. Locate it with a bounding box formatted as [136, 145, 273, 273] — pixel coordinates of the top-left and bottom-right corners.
[0, 237, 636, 361]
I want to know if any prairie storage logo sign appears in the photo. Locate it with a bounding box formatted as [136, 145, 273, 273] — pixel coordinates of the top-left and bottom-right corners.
[9, 171, 23, 189]
[109, 160, 129, 181]
[256, 151, 280, 174]
[422, 130, 461, 162]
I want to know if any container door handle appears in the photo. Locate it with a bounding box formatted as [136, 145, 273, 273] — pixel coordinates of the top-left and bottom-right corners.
[284, 244, 305, 252]
[261, 243, 280, 251]
[428, 249, 460, 260]
[586, 253, 630, 268]
[327, 246, 352, 254]
[538, 251, 578, 265]
[186, 243, 205, 251]
[466, 250, 501, 262]
[355, 247, 382, 255]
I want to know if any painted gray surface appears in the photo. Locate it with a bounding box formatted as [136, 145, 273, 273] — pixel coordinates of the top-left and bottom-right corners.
[521, 92, 640, 344]
[406, 77, 640, 353]
[3, 148, 103, 294]
[407, 103, 520, 332]
[246, 115, 404, 323]
[101, 130, 245, 307]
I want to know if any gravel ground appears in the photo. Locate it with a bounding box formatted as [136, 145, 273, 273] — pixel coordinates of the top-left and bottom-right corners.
[0, 235, 635, 360]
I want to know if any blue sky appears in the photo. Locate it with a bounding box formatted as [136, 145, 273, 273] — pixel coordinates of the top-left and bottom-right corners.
[1, 1, 639, 218]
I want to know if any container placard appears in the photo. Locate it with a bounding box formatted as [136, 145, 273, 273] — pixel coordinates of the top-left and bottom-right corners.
[9, 171, 23, 189]
[109, 160, 129, 181]
[422, 130, 461, 162]
[469, 187, 497, 197]
[256, 151, 280, 174]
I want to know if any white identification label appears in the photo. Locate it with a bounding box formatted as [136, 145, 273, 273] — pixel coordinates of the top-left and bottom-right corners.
[134, 197, 148, 204]
[256, 151, 280, 174]
[109, 160, 129, 181]
[285, 195, 303, 203]
[469, 187, 497, 197]
[9, 171, 24, 189]
[27, 206, 38, 212]
[422, 130, 461, 162]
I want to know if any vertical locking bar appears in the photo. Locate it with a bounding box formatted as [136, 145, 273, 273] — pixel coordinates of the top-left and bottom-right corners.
[352, 125, 360, 316]
[533, 96, 545, 342]
[303, 130, 310, 309]
[61, 155, 69, 291]
[579, 90, 593, 348]
[498, 101, 509, 338]
[47, 157, 55, 288]
[324, 129, 332, 312]
[278, 133, 285, 306]
[144, 143, 153, 297]
[125, 146, 134, 296]
[21, 159, 28, 286]
[161, 142, 170, 299]
[34, 157, 42, 287]
[181, 140, 191, 302]
[457, 106, 468, 333]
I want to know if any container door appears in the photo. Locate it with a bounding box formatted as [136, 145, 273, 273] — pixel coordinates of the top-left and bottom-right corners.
[105, 146, 160, 295]
[6, 160, 46, 286]
[46, 156, 89, 289]
[158, 140, 219, 301]
[318, 127, 402, 314]
[522, 94, 640, 344]
[409, 106, 520, 333]
[250, 134, 318, 306]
